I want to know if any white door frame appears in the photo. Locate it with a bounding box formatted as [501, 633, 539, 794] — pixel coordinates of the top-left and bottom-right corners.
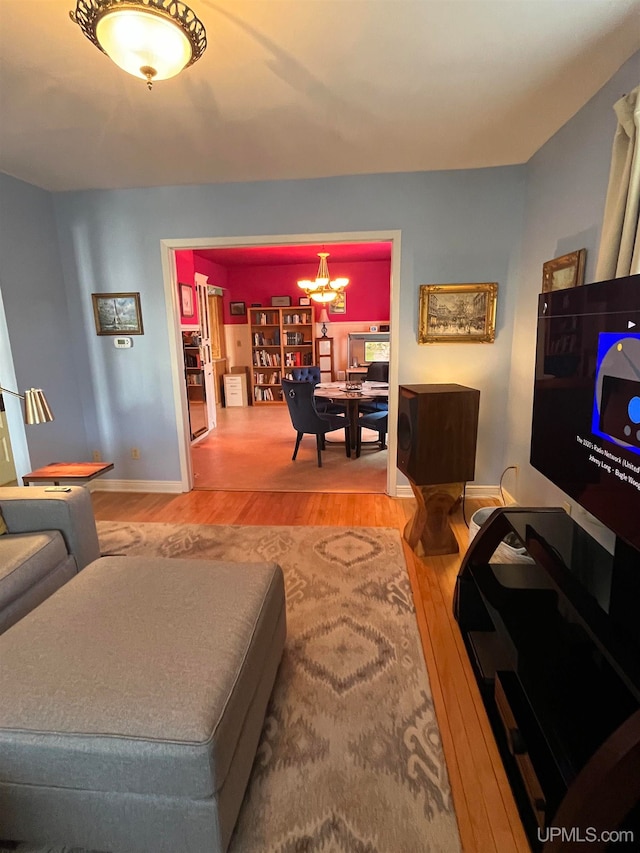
[160, 230, 402, 496]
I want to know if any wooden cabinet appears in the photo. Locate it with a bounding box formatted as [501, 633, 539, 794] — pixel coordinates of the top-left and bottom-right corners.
[315, 336, 334, 383]
[250, 307, 316, 404]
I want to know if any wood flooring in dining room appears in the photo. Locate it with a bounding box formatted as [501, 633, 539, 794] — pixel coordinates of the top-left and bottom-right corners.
[191, 404, 387, 492]
[91, 489, 529, 853]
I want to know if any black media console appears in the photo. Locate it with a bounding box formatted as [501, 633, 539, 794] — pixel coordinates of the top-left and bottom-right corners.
[454, 507, 640, 850]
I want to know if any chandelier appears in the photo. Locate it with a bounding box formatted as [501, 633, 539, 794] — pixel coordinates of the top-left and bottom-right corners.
[297, 252, 349, 304]
[70, 0, 207, 90]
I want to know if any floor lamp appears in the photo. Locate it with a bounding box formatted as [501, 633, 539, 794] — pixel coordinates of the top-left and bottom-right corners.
[0, 386, 54, 424]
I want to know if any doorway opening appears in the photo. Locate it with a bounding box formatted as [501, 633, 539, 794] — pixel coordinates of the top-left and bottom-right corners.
[160, 231, 401, 495]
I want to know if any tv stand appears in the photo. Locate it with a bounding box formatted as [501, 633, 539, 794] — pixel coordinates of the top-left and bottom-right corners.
[454, 507, 640, 850]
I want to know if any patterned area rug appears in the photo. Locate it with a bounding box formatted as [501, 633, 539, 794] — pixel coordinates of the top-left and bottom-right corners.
[1, 523, 461, 853]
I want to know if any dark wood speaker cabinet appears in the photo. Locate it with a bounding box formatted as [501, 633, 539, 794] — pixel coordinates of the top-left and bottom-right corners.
[454, 508, 640, 851]
[398, 384, 480, 555]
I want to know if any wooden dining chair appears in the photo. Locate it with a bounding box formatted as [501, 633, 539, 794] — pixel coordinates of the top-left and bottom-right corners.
[282, 379, 351, 467]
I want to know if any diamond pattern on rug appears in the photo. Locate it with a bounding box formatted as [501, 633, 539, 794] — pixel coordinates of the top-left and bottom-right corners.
[291, 615, 395, 696]
[313, 529, 383, 567]
[252, 700, 330, 780]
[274, 813, 380, 853]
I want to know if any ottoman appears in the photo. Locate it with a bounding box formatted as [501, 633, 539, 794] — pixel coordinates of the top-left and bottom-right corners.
[0, 555, 286, 853]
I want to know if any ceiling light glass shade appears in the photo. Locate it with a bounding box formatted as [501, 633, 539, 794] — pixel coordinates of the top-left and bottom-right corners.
[70, 0, 207, 88]
[96, 9, 191, 81]
[297, 253, 349, 304]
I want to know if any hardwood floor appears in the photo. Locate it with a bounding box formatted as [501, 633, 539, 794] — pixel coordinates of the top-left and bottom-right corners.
[91, 489, 530, 853]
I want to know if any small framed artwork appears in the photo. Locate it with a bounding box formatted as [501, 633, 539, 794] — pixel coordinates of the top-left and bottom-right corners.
[542, 249, 586, 292]
[298, 296, 311, 306]
[230, 301, 247, 316]
[418, 283, 498, 344]
[271, 295, 292, 307]
[251, 302, 262, 308]
[92, 292, 144, 336]
[180, 284, 194, 317]
[329, 291, 346, 314]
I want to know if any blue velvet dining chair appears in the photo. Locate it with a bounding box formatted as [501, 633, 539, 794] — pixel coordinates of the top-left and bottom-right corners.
[290, 366, 343, 415]
[356, 410, 388, 458]
[282, 379, 351, 467]
[360, 362, 389, 415]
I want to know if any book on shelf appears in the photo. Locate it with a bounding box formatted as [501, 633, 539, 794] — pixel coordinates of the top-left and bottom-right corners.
[253, 349, 282, 367]
[254, 385, 281, 401]
[283, 312, 310, 325]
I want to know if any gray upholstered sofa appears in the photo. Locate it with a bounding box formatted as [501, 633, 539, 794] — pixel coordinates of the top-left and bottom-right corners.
[0, 485, 101, 634]
[0, 487, 287, 853]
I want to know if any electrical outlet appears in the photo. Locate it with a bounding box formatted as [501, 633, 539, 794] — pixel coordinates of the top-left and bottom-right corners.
[92, 450, 101, 462]
[131, 447, 140, 460]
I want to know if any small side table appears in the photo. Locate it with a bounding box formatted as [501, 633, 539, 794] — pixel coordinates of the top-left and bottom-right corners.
[22, 461, 114, 486]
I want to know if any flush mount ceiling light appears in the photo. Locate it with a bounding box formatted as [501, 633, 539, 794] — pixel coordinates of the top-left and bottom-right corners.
[70, 0, 207, 89]
[297, 253, 349, 304]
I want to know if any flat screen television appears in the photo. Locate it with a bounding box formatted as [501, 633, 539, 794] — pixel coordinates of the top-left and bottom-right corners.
[530, 273, 640, 553]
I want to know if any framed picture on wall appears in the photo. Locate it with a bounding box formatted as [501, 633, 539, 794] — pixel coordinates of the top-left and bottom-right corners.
[329, 291, 346, 314]
[298, 296, 311, 306]
[271, 295, 292, 307]
[418, 283, 497, 343]
[542, 249, 586, 292]
[92, 292, 144, 335]
[180, 284, 194, 317]
[230, 301, 246, 316]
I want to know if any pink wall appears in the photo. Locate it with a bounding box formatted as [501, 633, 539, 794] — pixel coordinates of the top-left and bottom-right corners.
[175, 251, 198, 326]
[224, 260, 391, 325]
[193, 256, 229, 291]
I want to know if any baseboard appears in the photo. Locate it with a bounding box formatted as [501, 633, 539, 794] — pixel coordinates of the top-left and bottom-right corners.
[89, 479, 184, 494]
[396, 484, 503, 500]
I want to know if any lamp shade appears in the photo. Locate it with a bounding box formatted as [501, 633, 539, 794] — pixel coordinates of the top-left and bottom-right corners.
[24, 389, 54, 425]
[319, 308, 330, 324]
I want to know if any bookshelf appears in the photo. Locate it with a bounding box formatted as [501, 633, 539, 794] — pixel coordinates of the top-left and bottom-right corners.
[250, 306, 316, 404]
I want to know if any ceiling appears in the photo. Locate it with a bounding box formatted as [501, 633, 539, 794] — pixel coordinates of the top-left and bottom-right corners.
[0, 1, 638, 193]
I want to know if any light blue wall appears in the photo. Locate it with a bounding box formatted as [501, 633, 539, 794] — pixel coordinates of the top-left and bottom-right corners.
[51, 167, 526, 485]
[506, 51, 639, 537]
[0, 173, 88, 473]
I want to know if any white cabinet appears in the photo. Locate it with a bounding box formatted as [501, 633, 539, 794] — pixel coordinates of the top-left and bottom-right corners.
[224, 373, 248, 407]
[315, 336, 334, 383]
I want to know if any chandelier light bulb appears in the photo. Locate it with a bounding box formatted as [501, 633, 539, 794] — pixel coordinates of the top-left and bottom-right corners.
[296, 251, 349, 304]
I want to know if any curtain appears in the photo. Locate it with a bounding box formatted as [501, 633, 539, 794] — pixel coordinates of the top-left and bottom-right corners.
[595, 85, 640, 280]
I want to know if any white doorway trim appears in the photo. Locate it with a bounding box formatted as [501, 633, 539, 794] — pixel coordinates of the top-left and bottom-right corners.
[160, 230, 402, 496]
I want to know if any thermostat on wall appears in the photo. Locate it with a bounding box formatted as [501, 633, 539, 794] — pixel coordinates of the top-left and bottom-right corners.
[114, 337, 132, 349]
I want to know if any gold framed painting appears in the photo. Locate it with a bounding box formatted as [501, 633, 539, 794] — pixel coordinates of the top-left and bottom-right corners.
[418, 283, 498, 344]
[92, 292, 144, 335]
[542, 249, 586, 292]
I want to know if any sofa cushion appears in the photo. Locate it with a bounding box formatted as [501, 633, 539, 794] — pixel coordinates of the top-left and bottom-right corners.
[0, 531, 68, 606]
[0, 555, 286, 801]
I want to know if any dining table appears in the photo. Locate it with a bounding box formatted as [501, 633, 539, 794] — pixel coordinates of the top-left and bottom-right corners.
[314, 381, 389, 451]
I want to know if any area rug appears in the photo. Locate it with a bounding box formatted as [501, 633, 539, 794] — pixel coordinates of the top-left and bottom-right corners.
[1, 523, 461, 853]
